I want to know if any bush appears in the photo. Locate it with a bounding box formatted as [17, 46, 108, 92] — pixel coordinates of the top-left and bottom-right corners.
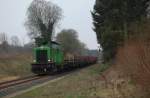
[116, 40, 150, 90]
[115, 20, 150, 90]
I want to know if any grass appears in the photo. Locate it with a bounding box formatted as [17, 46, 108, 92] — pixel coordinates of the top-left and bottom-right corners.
[12, 63, 141, 98]
[0, 53, 33, 81]
[1, 56, 139, 98]
[12, 64, 111, 98]
[90, 63, 110, 75]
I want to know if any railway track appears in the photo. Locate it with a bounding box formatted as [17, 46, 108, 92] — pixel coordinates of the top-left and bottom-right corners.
[0, 75, 41, 90]
[0, 65, 93, 98]
[0, 75, 50, 98]
[0, 72, 70, 98]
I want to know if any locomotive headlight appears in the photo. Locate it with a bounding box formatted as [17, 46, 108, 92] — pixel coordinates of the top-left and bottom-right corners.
[48, 59, 51, 62]
[33, 60, 36, 63]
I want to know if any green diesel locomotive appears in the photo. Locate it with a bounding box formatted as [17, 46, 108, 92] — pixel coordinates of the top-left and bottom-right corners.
[31, 38, 97, 74]
[32, 41, 65, 74]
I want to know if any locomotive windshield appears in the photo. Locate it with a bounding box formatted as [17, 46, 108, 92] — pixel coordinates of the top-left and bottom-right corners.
[51, 41, 61, 50]
[36, 50, 48, 64]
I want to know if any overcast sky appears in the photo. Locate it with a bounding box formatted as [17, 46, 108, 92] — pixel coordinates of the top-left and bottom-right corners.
[0, 0, 98, 49]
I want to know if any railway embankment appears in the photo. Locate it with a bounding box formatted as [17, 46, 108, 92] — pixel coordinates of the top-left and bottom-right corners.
[11, 64, 140, 98]
[0, 53, 32, 82]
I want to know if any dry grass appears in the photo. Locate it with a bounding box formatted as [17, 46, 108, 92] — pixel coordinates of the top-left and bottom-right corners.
[0, 76, 19, 83]
[0, 53, 33, 81]
[12, 64, 140, 98]
[116, 40, 150, 97]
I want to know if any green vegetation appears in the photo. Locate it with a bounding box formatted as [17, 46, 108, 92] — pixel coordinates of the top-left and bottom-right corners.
[92, 0, 150, 62]
[90, 64, 110, 75]
[91, 0, 150, 95]
[56, 29, 87, 56]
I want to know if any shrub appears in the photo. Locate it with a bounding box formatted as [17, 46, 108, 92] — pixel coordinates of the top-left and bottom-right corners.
[116, 20, 150, 90]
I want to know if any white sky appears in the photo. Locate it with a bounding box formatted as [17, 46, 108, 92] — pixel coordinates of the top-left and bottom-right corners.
[0, 0, 98, 49]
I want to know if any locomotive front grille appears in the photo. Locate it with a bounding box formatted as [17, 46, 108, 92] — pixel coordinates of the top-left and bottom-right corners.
[36, 50, 48, 64]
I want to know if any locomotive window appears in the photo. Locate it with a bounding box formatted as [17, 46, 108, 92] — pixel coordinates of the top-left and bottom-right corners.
[52, 44, 61, 49]
[36, 50, 48, 63]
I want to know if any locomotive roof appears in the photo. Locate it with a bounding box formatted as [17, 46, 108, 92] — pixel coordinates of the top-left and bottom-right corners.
[51, 41, 60, 45]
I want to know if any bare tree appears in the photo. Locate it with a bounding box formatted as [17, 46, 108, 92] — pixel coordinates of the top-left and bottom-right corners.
[0, 33, 9, 52]
[11, 36, 21, 46]
[25, 0, 62, 41]
[0, 33, 8, 44]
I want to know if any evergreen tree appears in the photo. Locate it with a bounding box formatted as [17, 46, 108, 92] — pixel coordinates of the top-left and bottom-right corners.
[92, 0, 150, 62]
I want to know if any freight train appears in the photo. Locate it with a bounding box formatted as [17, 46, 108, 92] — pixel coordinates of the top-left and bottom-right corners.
[31, 41, 97, 75]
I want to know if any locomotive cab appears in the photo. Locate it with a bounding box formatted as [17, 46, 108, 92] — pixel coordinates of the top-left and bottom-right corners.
[31, 41, 64, 74]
